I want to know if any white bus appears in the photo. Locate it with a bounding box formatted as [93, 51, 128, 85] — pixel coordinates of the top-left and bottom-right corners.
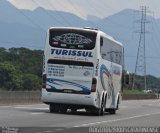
[42, 27, 124, 115]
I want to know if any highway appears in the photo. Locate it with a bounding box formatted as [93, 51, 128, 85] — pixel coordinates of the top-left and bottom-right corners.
[0, 99, 160, 133]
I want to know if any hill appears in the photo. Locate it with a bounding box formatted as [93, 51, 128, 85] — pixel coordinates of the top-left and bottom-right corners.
[0, 1, 160, 77]
[0, 47, 160, 91]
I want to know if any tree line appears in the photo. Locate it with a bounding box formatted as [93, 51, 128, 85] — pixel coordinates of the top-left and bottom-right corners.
[0, 47, 42, 91]
[0, 47, 160, 91]
[124, 73, 160, 92]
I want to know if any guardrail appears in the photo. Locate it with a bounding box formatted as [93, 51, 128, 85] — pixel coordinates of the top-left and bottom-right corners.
[0, 91, 159, 105]
[0, 91, 41, 105]
[122, 94, 159, 100]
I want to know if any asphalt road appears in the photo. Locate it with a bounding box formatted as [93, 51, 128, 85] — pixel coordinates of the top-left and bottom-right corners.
[0, 99, 160, 133]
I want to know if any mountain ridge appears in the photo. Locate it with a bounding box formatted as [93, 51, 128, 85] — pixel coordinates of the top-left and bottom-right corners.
[0, 1, 160, 76]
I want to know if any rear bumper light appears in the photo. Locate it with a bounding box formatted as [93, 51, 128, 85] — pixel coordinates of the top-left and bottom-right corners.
[91, 77, 97, 92]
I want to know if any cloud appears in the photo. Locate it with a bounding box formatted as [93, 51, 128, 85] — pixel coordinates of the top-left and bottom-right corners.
[8, 0, 160, 19]
[8, 0, 87, 19]
[8, 0, 37, 10]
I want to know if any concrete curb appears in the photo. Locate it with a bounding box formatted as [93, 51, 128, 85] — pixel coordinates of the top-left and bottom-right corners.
[122, 94, 158, 100]
[0, 91, 159, 105]
[0, 91, 41, 105]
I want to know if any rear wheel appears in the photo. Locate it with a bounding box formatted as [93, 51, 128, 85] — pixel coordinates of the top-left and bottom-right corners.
[116, 97, 119, 110]
[59, 108, 67, 113]
[100, 98, 106, 116]
[96, 109, 101, 116]
[108, 108, 116, 114]
[95, 97, 105, 116]
[49, 104, 59, 113]
[71, 108, 77, 113]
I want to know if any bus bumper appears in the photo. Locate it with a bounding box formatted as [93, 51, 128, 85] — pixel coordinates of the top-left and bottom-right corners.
[41, 89, 98, 108]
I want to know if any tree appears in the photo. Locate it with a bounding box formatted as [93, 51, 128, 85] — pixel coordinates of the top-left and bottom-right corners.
[22, 74, 41, 91]
[0, 61, 23, 90]
[0, 47, 43, 91]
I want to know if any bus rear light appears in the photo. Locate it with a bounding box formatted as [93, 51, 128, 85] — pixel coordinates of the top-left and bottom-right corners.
[91, 87, 96, 92]
[42, 74, 46, 89]
[91, 78, 97, 92]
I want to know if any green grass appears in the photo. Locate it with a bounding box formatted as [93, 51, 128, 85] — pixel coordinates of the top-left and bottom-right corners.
[123, 88, 145, 94]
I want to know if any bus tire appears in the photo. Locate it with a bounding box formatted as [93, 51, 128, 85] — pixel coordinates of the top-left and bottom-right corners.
[108, 109, 116, 114]
[49, 104, 59, 113]
[71, 109, 77, 113]
[116, 103, 119, 110]
[95, 97, 105, 116]
[100, 97, 106, 116]
[59, 108, 67, 113]
[94, 108, 101, 116]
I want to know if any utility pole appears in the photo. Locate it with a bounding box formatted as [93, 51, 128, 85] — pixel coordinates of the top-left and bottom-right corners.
[132, 6, 149, 90]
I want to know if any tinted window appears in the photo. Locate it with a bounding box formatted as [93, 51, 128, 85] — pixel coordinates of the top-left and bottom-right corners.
[100, 37, 123, 65]
[49, 29, 97, 50]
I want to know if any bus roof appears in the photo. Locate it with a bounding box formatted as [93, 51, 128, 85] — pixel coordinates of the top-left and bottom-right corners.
[98, 30, 123, 47]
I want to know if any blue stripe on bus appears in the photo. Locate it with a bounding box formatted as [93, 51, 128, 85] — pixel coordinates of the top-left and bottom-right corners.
[47, 78, 91, 93]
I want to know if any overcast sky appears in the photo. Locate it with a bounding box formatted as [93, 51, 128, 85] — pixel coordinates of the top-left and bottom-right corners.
[8, 0, 160, 19]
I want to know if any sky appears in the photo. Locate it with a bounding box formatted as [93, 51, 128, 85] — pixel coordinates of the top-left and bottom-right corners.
[8, 0, 160, 19]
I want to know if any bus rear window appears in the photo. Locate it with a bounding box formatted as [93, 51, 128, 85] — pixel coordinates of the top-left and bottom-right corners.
[49, 29, 97, 50]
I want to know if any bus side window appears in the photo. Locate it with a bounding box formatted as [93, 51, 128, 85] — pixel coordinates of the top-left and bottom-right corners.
[100, 37, 106, 59]
[100, 37, 122, 65]
[100, 37, 103, 46]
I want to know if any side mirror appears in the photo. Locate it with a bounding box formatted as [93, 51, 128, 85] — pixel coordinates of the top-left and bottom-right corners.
[123, 70, 130, 85]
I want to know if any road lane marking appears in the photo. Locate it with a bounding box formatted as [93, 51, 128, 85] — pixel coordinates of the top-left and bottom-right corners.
[73, 112, 160, 127]
[14, 104, 44, 106]
[14, 107, 48, 110]
[55, 128, 64, 131]
[31, 113, 44, 115]
[0, 104, 45, 108]
[43, 130, 53, 133]
[0, 105, 12, 108]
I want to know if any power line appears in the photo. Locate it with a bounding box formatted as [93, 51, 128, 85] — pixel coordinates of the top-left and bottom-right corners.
[11, 0, 46, 32]
[55, 0, 79, 26]
[150, 32, 160, 58]
[152, 20, 160, 45]
[125, 55, 160, 59]
[45, 0, 72, 26]
[87, 0, 133, 30]
[132, 6, 149, 90]
[66, 0, 85, 18]
[66, 0, 96, 28]
[31, 0, 65, 26]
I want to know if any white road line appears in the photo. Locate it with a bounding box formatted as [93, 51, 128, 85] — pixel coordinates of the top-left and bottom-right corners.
[77, 109, 85, 111]
[31, 113, 44, 115]
[14, 107, 48, 110]
[0, 104, 45, 108]
[0, 105, 12, 108]
[55, 128, 64, 131]
[14, 104, 44, 106]
[73, 112, 160, 127]
[43, 131, 53, 133]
